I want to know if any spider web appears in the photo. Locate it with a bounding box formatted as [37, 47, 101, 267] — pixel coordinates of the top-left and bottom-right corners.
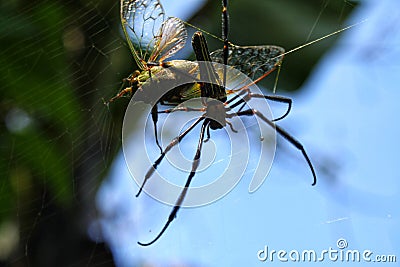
[3, 0, 391, 266]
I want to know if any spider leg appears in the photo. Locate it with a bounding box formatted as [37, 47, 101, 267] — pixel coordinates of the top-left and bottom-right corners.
[228, 93, 292, 121]
[204, 124, 211, 143]
[226, 120, 238, 133]
[135, 116, 205, 197]
[228, 109, 316, 186]
[254, 94, 292, 121]
[158, 106, 205, 114]
[138, 119, 210, 246]
[151, 105, 163, 153]
[224, 90, 248, 114]
[225, 89, 247, 105]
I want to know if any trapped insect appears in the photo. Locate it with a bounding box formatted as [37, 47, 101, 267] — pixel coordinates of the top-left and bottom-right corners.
[109, 0, 292, 149]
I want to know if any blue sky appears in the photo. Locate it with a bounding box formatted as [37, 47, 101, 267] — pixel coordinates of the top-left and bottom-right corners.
[90, 1, 399, 266]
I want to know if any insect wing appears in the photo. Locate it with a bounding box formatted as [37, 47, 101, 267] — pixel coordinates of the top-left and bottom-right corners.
[121, 0, 165, 69]
[150, 17, 188, 63]
[210, 45, 285, 81]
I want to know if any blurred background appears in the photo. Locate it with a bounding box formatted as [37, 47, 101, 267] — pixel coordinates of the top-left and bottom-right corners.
[1, 0, 399, 266]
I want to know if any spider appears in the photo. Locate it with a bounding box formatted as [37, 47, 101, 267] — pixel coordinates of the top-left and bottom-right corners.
[136, 29, 316, 248]
[113, 0, 316, 246]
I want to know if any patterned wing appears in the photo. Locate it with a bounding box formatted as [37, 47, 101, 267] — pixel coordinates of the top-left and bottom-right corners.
[120, 0, 164, 69]
[210, 45, 285, 81]
[150, 17, 187, 63]
[121, 0, 187, 69]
